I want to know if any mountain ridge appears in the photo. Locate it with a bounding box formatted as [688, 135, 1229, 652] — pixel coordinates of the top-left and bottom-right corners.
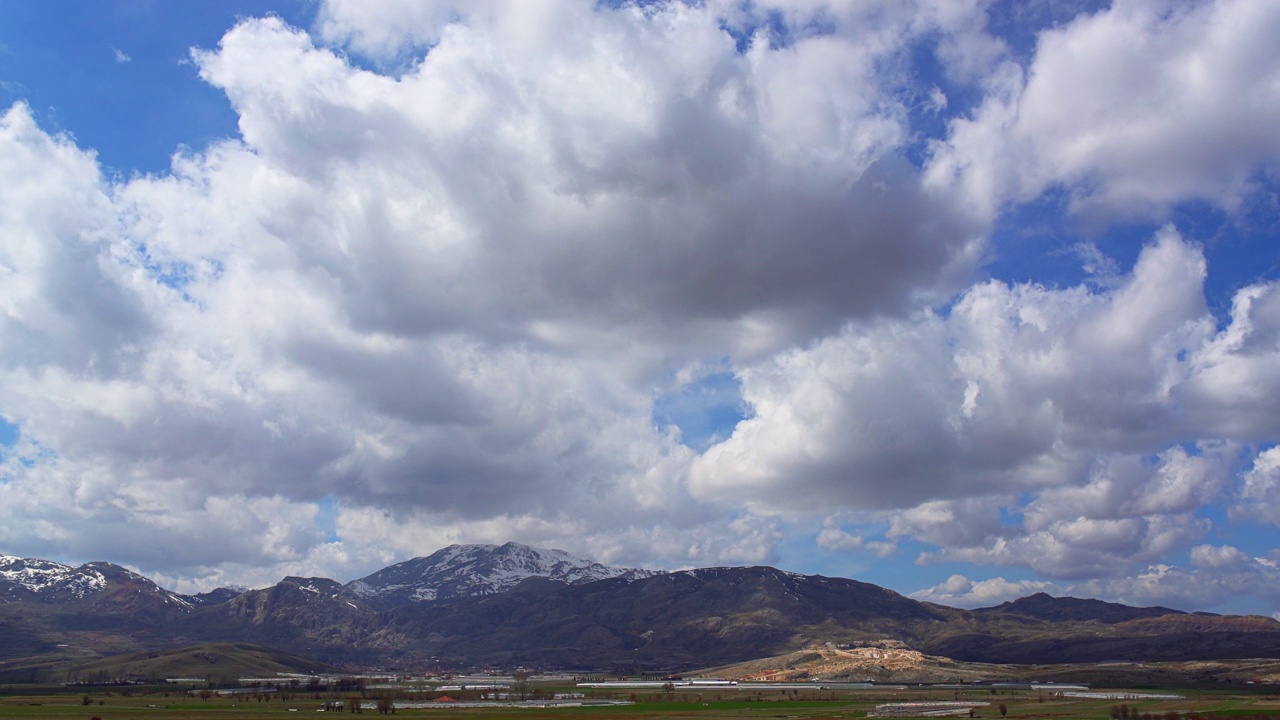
[345, 540, 657, 610]
[4, 544, 1280, 677]
[974, 591, 1187, 624]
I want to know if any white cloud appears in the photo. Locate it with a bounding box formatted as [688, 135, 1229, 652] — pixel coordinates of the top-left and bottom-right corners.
[693, 228, 1280, 582]
[692, 229, 1230, 512]
[61, 3, 986, 579]
[913, 545, 1280, 612]
[1235, 447, 1280, 524]
[0, 0, 1278, 607]
[317, 0, 474, 60]
[1022, 443, 1238, 529]
[929, 0, 1280, 222]
[910, 574, 1060, 608]
[7, 0, 981, 577]
[1072, 546, 1280, 611]
[919, 513, 1210, 580]
[888, 499, 1006, 549]
[817, 519, 896, 557]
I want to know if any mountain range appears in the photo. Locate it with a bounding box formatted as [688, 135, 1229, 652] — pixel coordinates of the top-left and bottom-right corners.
[4, 543, 1280, 680]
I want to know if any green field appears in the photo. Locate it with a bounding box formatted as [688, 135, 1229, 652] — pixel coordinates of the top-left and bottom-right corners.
[5, 682, 1280, 720]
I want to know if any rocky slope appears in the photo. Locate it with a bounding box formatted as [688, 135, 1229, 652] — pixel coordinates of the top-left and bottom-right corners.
[706, 644, 1280, 685]
[706, 640, 1008, 683]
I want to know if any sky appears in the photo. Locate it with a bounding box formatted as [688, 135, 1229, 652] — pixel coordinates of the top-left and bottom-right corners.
[2, 0, 1280, 616]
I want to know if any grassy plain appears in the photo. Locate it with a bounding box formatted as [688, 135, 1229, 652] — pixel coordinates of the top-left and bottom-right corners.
[4, 683, 1280, 720]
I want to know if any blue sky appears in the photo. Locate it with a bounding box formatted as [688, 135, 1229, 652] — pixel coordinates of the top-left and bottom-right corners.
[0, 1, 307, 173]
[2, 0, 1280, 613]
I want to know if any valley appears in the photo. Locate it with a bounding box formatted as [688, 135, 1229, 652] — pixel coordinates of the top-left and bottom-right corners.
[5, 672, 1280, 720]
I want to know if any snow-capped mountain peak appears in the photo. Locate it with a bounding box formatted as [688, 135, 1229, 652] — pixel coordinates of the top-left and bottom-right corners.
[0, 556, 107, 602]
[0, 556, 201, 610]
[347, 541, 657, 609]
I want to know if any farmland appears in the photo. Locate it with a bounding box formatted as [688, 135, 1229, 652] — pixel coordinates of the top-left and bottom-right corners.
[4, 679, 1280, 720]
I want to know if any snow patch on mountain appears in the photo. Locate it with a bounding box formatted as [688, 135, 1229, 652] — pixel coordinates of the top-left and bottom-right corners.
[346, 580, 376, 597]
[0, 556, 107, 600]
[347, 541, 658, 609]
[0, 556, 203, 611]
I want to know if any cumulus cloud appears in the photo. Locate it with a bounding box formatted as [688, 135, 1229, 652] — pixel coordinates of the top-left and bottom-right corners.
[0, 1, 991, 587]
[692, 229, 1236, 511]
[929, 0, 1280, 222]
[909, 574, 1060, 608]
[1078, 545, 1280, 611]
[1235, 447, 1280, 524]
[0, 0, 1278, 607]
[702, 228, 1280, 585]
[913, 545, 1280, 612]
[817, 518, 895, 557]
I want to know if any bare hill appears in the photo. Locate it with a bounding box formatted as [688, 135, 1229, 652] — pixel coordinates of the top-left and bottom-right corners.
[65, 642, 340, 683]
[705, 640, 1014, 683]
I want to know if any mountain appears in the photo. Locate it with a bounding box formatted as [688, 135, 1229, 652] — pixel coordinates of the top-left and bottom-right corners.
[6, 546, 1280, 678]
[183, 577, 380, 655]
[345, 541, 656, 610]
[0, 555, 192, 611]
[974, 592, 1186, 624]
[920, 610, 1280, 666]
[1, 555, 112, 603]
[191, 586, 250, 606]
[0, 556, 200, 674]
[360, 571, 1280, 670]
[374, 566, 953, 669]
